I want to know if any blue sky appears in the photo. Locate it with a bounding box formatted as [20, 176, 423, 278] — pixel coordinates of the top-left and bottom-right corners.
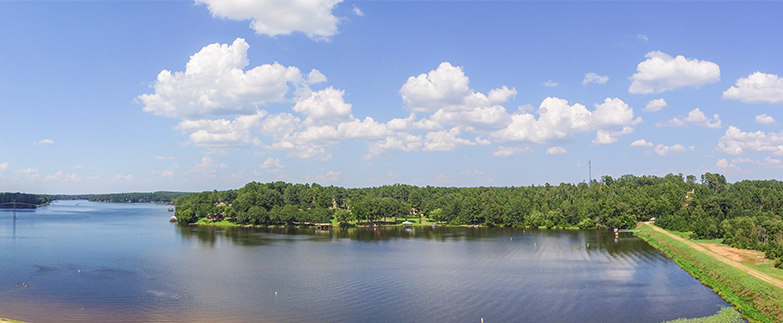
[2, 1, 783, 194]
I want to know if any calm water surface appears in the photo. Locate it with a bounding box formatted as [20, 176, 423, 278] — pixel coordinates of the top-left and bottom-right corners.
[1, 201, 730, 322]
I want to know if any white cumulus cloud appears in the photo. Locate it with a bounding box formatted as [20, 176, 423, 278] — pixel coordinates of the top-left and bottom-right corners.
[643, 98, 667, 112]
[582, 72, 608, 85]
[177, 110, 267, 147]
[260, 157, 284, 170]
[422, 128, 476, 152]
[717, 126, 783, 156]
[139, 38, 307, 119]
[756, 114, 776, 125]
[727, 156, 783, 169]
[493, 145, 530, 157]
[543, 80, 558, 87]
[630, 139, 654, 147]
[654, 143, 687, 156]
[316, 170, 341, 182]
[428, 105, 511, 131]
[592, 98, 641, 127]
[657, 108, 721, 128]
[593, 126, 633, 145]
[196, 0, 342, 39]
[546, 146, 567, 155]
[399, 62, 472, 113]
[715, 158, 736, 169]
[492, 97, 639, 144]
[723, 72, 783, 103]
[629, 51, 720, 94]
[293, 87, 353, 125]
[352, 5, 364, 16]
[366, 134, 423, 159]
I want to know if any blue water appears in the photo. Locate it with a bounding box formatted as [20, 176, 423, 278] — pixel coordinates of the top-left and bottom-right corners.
[0, 201, 730, 322]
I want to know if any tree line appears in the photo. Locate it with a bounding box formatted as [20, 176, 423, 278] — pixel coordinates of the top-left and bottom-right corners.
[654, 173, 783, 267]
[51, 191, 189, 203]
[0, 192, 52, 209]
[173, 173, 783, 266]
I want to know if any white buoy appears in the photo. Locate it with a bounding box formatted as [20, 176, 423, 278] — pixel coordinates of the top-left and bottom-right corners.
[274, 291, 278, 296]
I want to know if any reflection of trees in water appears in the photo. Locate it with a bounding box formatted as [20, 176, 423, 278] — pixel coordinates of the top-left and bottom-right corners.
[177, 225, 484, 245]
[177, 225, 274, 246]
[330, 226, 492, 242]
[177, 225, 663, 260]
[177, 225, 219, 247]
[586, 230, 663, 260]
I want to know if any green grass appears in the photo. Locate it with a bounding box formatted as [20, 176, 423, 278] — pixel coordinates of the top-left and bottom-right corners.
[637, 224, 783, 322]
[669, 230, 727, 246]
[663, 307, 744, 323]
[694, 238, 725, 245]
[0, 318, 25, 323]
[195, 218, 236, 226]
[754, 262, 783, 283]
[669, 230, 692, 239]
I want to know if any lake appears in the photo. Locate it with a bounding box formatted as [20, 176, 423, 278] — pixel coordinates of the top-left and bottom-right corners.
[1, 201, 730, 322]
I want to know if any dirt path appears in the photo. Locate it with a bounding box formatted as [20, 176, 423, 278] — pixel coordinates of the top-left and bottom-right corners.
[644, 222, 783, 290]
[701, 242, 770, 265]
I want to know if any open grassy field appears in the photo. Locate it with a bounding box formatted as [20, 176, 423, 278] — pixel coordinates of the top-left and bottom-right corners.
[637, 223, 783, 322]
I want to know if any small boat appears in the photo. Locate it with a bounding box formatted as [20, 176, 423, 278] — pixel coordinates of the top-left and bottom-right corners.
[169, 216, 177, 223]
[168, 208, 174, 212]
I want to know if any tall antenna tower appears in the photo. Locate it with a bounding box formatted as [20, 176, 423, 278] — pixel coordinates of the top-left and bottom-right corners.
[588, 160, 592, 186]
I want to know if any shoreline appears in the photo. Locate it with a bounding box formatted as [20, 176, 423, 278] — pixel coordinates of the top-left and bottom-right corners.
[636, 222, 783, 322]
[185, 218, 584, 230]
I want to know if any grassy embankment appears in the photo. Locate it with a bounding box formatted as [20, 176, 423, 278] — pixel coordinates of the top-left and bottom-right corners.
[0, 318, 24, 323]
[636, 223, 782, 322]
[663, 307, 744, 323]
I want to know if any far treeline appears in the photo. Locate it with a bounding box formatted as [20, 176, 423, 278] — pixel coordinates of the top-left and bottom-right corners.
[51, 191, 189, 203]
[174, 173, 783, 267]
[0, 192, 52, 208]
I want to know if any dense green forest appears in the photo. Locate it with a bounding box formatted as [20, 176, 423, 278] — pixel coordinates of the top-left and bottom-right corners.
[0, 192, 52, 209]
[173, 173, 783, 267]
[51, 191, 189, 203]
